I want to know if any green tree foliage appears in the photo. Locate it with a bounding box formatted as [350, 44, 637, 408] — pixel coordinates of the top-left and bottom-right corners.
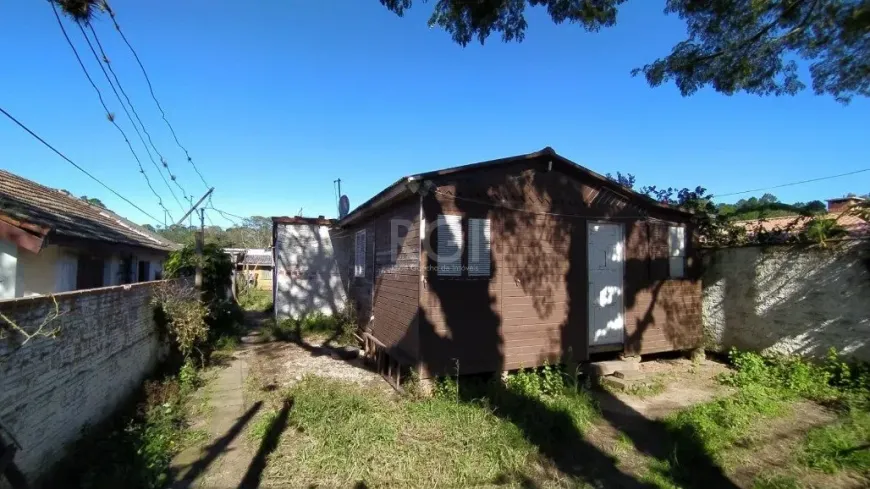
[58, 1, 869, 103]
[141, 215, 272, 248]
[380, 0, 870, 103]
[163, 243, 233, 303]
[79, 195, 106, 208]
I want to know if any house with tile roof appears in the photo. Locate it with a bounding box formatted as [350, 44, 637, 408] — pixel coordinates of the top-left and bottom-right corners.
[0, 170, 179, 300]
[224, 248, 274, 291]
[734, 197, 869, 242]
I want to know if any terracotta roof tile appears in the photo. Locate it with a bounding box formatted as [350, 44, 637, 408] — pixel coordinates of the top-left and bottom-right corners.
[735, 213, 869, 238]
[0, 170, 177, 252]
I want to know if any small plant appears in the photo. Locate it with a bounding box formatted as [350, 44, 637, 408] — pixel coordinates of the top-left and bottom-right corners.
[504, 362, 567, 398]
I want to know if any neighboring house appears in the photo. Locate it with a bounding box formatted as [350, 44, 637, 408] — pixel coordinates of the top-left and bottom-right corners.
[735, 197, 869, 241]
[0, 170, 177, 300]
[273, 148, 701, 377]
[272, 217, 346, 319]
[224, 248, 275, 291]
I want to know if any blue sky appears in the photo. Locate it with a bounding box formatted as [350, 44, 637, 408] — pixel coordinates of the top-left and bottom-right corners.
[2, 1, 868, 228]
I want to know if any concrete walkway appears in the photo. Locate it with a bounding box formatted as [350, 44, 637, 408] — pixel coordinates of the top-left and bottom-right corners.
[169, 330, 261, 489]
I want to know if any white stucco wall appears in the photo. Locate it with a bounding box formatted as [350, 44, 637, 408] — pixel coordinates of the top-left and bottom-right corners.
[0, 239, 17, 299]
[14, 244, 76, 297]
[274, 223, 347, 320]
[1, 243, 167, 299]
[702, 240, 870, 362]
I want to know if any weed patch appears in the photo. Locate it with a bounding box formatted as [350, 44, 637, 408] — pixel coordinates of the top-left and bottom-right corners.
[266, 310, 357, 345]
[238, 289, 272, 312]
[262, 371, 598, 487]
[49, 368, 199, 489]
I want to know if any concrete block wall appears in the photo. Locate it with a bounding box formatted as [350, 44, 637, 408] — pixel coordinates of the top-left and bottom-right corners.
[0, 281, 166, 483]
[702, 240, 870, 362]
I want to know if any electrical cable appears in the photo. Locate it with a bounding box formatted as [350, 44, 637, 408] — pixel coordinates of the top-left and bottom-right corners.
[77, 21, 185, 213]
[104, 0, 210, 189]
[713, 168, 870, 198]
[0, 106, 163, 225]
[50, 1, 174, 222]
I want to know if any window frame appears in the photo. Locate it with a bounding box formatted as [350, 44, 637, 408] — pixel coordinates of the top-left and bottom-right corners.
[667, 225, 687, 278]
[436, 214, 463, 277]
[354, 229, 366, 278]
[467, 217, 492, 278]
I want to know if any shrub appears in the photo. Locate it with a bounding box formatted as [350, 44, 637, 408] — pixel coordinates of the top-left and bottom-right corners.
[163, 243, 233, 304]
[151, 281, 209, 359]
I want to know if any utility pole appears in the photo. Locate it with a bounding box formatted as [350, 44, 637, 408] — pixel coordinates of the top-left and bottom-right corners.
[176, 188, 214, 290]
[334, 178, 342, 216]
[197, 208, 205, 289]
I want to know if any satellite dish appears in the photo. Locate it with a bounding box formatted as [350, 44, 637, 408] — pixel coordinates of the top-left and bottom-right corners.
[338, 195, 350, 219]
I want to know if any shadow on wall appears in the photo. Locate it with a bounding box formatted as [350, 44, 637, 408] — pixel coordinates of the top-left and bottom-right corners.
[389, 158, 729, 487]
[703, 240, 870, 362]
[274, 224, 347, 320]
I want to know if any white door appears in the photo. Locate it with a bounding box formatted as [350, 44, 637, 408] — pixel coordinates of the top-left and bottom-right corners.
[587, 222, 625, 346]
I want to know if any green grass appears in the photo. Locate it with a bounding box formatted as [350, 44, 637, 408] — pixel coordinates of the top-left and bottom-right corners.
[238, 288, 272, 312]
[752, 474, 803, 489]
[801, 402, 870, 474]
[640, 349, 870, 488]
[261, 371, 598, 487]
[248, 408, 281, 442]
[266, 310, 357, 345]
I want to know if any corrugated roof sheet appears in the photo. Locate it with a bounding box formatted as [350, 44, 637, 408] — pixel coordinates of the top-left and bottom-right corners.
[0, 169, 177, 252]
[240, 254, 273, 266]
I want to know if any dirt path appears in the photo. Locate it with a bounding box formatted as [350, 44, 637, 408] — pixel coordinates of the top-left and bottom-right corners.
[167, 313, 389, 489]
[168, 314, 266, 489]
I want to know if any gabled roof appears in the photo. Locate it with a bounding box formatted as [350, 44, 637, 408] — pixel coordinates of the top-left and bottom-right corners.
[338, 147, 691, 227]
[0, 169, 177, 253]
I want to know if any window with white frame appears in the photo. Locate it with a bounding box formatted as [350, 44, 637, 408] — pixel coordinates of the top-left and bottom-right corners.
[436, 215, 462, 276]
[354, 229, 366, 278]
[468, 218, 491, 277]
[668, 225, 686, 278]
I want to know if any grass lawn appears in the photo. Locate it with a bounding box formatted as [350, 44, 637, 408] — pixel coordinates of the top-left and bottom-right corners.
[241, 351, 869, 488]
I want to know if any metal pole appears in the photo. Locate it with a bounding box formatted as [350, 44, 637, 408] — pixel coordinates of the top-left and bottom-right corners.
[195, 208, 205, 289]
[174, 188, 214, 291]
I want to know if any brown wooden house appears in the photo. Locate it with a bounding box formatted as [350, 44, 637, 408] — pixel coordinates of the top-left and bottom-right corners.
[328, 148, 701, 377]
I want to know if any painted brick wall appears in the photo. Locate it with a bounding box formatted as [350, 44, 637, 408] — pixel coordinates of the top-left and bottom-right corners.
[0, 281, 166, 483]
[702, 240, 870, 362]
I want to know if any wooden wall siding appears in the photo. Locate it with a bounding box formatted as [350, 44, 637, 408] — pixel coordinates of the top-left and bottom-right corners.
[331, 220, 375, 329]
[416, 155, 701, 376]
[371, 199, 421, 362]
[623, 220, 703, 355]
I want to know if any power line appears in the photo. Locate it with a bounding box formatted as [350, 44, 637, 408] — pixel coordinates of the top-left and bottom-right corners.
[104, 0, 210, 190]
[0, 106, 162, 225]
[77, 22, 185, 213]
[713, 168, 870, 198]
[50, 1, 174, 222]
[77, 24, 184, 213]
[86, 22, 191, 204]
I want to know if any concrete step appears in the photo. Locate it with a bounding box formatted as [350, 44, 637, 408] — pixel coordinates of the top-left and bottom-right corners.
[586, 360, 638, 377]
[613, 369, 646, 381]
